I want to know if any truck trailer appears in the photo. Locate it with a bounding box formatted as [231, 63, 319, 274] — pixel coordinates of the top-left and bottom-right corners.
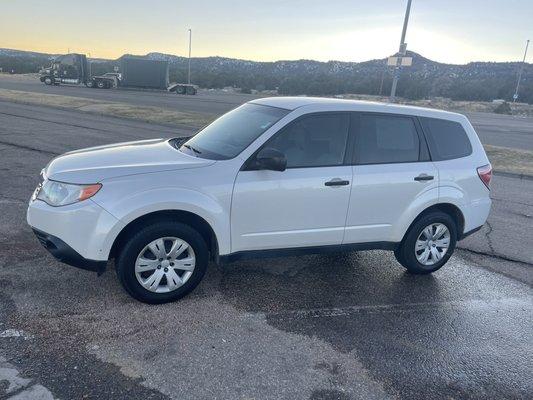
[120, 56, 197, 94]
[120, 57, 169, 90]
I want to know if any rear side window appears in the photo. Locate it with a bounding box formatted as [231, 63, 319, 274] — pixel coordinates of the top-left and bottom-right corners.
[354, 114, 421, 164]
[420, 117, 472, 161]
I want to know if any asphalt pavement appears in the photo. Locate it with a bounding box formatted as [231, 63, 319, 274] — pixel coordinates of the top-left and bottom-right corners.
[0, 100, 532, 400]
[1, 74, 533, 151]
[0, 74, 255, 116]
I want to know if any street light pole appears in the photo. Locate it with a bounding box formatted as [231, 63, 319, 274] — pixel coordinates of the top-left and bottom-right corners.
[513, 39, 530, 103]
[390, 0, 413, 102]
[188, 28, 192, 84]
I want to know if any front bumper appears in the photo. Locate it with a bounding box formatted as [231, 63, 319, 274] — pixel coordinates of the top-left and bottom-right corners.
[33, 228, 107, 275]
[27, 198, 124, 263]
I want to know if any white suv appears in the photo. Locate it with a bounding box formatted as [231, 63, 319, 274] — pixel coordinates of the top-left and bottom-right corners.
[27, 97, 492, 303]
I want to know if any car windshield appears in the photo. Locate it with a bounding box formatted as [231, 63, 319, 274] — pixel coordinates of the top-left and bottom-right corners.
[180, 103, 289, 160]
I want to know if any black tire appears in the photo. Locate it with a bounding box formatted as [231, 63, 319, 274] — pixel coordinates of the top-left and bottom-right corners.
[86, 80, 95, 88]
[176, 85, 186, 95]
[394, 211, 457, 274]
[116, 221, 208, 304]
[44, 77, 53, 85]
[186, 86, 196, 95]
[96, 80, 106, 89]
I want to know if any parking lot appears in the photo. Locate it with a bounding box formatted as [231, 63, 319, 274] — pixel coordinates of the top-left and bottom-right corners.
[0, 95, 532, 399]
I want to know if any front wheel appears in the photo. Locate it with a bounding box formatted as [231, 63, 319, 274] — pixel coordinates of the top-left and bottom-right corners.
[116, 221, 208, 303]
[44, 77, 53, 85]
[394, 211, 457, 274]
[96, 80, 106, 89]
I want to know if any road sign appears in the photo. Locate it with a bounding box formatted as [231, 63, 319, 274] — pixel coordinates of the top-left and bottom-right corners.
[387, 56, 413, 67]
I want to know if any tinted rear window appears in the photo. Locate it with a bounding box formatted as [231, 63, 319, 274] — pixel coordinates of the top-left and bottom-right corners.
[420, 117, 472, 161]
[354, 115, 421, 164]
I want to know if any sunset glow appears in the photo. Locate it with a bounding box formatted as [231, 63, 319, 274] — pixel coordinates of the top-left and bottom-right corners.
[2, 0, 531, 63]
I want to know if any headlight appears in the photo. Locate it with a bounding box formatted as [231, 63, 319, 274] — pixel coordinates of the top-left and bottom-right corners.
[36, 180, 102, 207]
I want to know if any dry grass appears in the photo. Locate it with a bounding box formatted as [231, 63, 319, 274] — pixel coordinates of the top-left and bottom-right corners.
[0, 88, 213, 128]
[484, 145, 533, 177]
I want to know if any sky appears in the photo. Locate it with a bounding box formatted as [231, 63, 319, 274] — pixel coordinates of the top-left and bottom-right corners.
[1, 0, 532, 64]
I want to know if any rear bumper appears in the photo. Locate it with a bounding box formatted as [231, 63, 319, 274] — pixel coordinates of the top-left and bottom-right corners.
[33, 228, 107, 275]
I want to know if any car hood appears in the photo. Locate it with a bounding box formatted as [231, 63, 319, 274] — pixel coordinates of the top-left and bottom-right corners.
[44, 138, 215, 184]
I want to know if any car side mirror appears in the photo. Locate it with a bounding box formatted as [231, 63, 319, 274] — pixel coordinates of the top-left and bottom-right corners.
[254, 148, 287, 172]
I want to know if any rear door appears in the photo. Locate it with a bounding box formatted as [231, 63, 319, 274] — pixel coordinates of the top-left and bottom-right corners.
[231, 113, 354, 252]
[344, 113, 438, 244]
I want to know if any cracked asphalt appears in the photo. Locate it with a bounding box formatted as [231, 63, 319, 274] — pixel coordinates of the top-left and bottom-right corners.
[0, 100, 532, 400]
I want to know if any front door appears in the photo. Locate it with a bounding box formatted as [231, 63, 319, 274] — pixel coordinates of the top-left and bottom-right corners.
[231, 113, 353, 253]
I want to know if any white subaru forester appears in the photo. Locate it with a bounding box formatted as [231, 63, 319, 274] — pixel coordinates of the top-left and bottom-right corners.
[27, 97, 492, 303]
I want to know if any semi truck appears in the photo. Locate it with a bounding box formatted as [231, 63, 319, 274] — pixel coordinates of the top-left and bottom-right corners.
[39, 53, 198, 94]
[39, 54, 116, 89]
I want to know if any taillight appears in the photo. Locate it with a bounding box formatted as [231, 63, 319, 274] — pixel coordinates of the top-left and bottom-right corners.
[477, 164, 492, 189]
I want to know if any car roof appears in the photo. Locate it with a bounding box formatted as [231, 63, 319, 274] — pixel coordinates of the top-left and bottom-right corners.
[249, 96, 463, 120]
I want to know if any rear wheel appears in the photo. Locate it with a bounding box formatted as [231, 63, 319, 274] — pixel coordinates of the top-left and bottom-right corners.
[176, 85, 186, 95]
[116, 221, 208, 303]
[395, 211, 457, 274]
[96, 80, 106, 89]
[186, 86, 196, 95]
[86, 80, 95, 88]
[44, 77, 53, 85]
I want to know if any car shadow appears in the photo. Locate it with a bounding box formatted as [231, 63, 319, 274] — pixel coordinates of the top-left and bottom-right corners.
[217, 250, 443, 314]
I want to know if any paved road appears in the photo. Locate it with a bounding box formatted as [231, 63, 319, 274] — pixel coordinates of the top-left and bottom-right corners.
[1, 74, 533, 151]
[466, 111, 533, 151]
[0, 74, 256, 116]
[0, 101, 531, 399]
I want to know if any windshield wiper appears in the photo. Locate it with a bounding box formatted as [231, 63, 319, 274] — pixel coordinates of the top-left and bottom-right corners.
[182, 144, 202, 155]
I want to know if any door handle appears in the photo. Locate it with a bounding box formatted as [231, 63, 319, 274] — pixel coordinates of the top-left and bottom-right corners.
[325, 178, 350, 187]
[414, 174, 434, 182]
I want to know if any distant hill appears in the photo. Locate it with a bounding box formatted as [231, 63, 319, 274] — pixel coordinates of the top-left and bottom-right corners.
[1, 48, 532, 103]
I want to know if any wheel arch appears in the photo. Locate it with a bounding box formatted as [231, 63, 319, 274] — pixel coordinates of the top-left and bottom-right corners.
[401, 203, 465, 243]
[109, 209, 219, 262]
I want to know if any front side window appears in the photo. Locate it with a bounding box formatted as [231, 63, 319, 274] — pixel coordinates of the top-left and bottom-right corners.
[354, 115, 421, 164]
[181, 103, 289, 160]
[420, 117, 472, 161]
[267, 113, 350, 168]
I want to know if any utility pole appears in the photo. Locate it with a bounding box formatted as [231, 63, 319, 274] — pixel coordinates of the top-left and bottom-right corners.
[390, 0, 412, 102]
[513, 39, 530, 102]
[188, 28, 192, 84]
[378, 67, 386, 96]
